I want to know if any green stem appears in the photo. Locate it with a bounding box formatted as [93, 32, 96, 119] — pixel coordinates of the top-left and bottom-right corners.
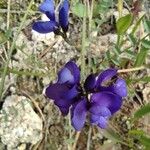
[81, 0, 87, 80]
[0, 67, 47, 77]
[0, 0, 34, 100]
[87, 0, 94, 36]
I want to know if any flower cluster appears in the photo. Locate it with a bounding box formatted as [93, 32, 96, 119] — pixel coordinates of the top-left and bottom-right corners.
[44, 61, 127, 131]
[32, 0, 69, 33]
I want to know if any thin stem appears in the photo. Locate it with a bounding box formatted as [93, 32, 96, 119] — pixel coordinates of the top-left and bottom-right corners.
[68, 112, 73, 150]
[0, 67, 47, 77]
[72, 132, 81, 150]
[118, 66, 146, 73]
[87, 0, 94, 36]
[86, 127, 92, 150]
[81, 0, 87, 80]
[0, 9, 39, 14]
[7, 0, 11, 52]
[118, 0, 123, 18]
[0, 0, 34, 101]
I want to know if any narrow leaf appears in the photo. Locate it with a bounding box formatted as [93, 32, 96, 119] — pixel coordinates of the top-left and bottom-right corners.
[134, 104, 150, 120]
[128, 34, 137, 45]
[128, 76, 150, 83]
[129, 129, 145, 136]
[134, 47, 148, 67]
[72, 3, 86, 18]
[116, 14, 133, 35]
[141, 39, 150, 49]
[140, 135, 150, 148]
[131, 15, 144, 34]
[143, 19, 150, 33]
[103, 128, 128, 146]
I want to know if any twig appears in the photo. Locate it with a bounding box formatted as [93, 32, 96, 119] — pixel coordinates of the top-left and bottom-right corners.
[68, 112, 73, 150]
[117, 66, 146, 73]
[87, 127, 92, 150]
[72, 131, 81, 150]
[22, 92, 45, 122]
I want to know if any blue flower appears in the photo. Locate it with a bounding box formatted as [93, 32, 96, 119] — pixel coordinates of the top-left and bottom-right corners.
[44, 61, 80, 116]
[44, 61, 127, 130]
[32, 0, 69, 33]
[71, 68, 127, 131]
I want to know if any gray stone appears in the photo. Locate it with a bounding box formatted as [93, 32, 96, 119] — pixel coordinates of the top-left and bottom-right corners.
[0, 95, 43, 150]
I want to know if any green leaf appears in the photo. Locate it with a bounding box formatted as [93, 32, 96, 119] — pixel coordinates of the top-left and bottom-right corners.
[143, 19, 150, 33]
[97, 0, 112, 13]
[129, 129, 145, 136]
[131, 15, 145, 35]
[140, 135, 150, 148]
[128, 34, 137, 45]
[65, 138, 75, 144]
[113, 46, 121, 55]
[0, 32, 7, 44]
[128, 76, 150, 83]
[104, 128, 128, 146]
[134, 47, 148, 67]
[129, 130, 150, 149]
[141, 39, 150, 49]
[116, 14, 133, 35]
[134, 104, 150, 120]
[72, 3, 86, 18]
[139, 76, 150, 82]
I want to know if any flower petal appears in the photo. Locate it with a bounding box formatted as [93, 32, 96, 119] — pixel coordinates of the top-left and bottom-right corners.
[71, 99, 87, 131]
[45, 83, 69, 100]
[98, 116, 108, 129]
[100, 78, 127, 97]
[84, 74, 96, 92]
[58, 67, 74, 84]
[59, 106, 69, 116]
[90, 114, 99, 124]
[39, 0, 55, 20]
[89, 105, 111, 117]
[45, 83, 78, 107]
[112, 78, 127, 97]
[91, 92, 122, 114]
[62, 85, 78, 100]
[59, 0, 69, 32]
[59, 61, 80, 85]
[32, 21, 58, 33]
[96, 68, 117, 88]
[45, 83, 78, 115]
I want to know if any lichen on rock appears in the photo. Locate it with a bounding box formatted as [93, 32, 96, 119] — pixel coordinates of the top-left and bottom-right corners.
[0, 95, 43, 150]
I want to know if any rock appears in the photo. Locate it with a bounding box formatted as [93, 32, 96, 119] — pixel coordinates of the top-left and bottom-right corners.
[89, 33, 117, 56]
[0, 95, 43, 150]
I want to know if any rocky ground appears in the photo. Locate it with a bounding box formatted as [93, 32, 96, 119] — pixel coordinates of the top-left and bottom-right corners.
[0, 1, 150, 150]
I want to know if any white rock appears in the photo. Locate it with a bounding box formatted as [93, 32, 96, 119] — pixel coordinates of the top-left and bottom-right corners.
[0, 95, 43, 149]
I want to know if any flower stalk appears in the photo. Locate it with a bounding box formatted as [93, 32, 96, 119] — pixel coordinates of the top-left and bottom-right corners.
[81, 0, 87, 80]
[118, 66, 145, 73]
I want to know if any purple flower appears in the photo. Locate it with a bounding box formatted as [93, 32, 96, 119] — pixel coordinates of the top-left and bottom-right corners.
[44, 61, 80, 116]
[44, 61, 127, 131]
[32, 0, 69, 33]
[71, 99, 88, 130]
[59, 0, 69, 32]
[71, 68, 127, 131]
